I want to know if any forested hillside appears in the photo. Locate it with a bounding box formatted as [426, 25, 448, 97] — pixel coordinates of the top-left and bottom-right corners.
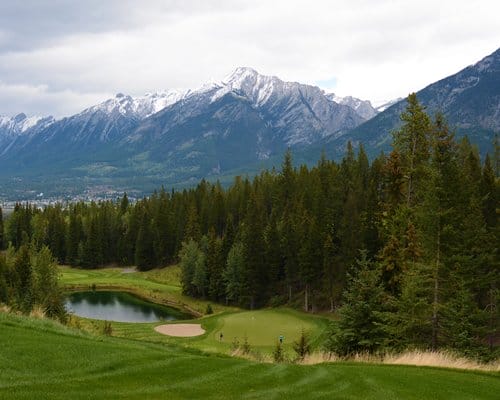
[1, 94, 498, 359]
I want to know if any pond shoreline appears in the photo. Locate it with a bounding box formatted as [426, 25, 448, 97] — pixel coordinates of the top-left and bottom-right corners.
[64, 285, 202, 319]
[65, 290, 193, 323]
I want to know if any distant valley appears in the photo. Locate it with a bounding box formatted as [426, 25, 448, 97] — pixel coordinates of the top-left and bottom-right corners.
[0, 48, 498, 200]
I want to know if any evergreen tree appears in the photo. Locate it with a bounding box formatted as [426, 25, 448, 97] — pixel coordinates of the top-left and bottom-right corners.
[184, 204, 201, 242]
[120, 193, 129, 215]
[419, 113, 461, 349]
[135, 210, 155, 270]
[390, 262, 433, 349]
[206, 228, 224, 301]
[280, 204, 300, 303]
[223, 242, 245, 304]
[31, 246, 65, 320]
[179, 239, 205, 297]
[298, 213, 321, 311]
[393, 93, 431, 207]
[264, 214, 283, 299]
[323, 233, 340, 311]
[328, 251, 390, 356]
[0, 254, 8, 304]
[66, 207, 82, 265]
[14, 244, 32, 312]
[0, 206, 4, 250]
[192, 236, 208, 298]
[87, 215, 102, 268]
[480, 154, 497, 228]
[280, 149, 296, 208]
[241, 192, 266, 309]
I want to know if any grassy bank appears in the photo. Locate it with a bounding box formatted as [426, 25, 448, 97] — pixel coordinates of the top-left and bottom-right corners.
[60, 265, 330, 356]
[59, 265, 236, 316]
[1, 312, 498, 400]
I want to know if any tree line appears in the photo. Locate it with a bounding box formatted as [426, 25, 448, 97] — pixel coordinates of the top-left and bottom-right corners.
[0, 244, 66, 321]
[0, 94, 497, 358]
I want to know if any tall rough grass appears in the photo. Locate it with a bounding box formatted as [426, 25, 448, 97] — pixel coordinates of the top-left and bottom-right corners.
[384, 350, 500, 372]
[297, 350, 499, 372]
[29, 305, 46, 319]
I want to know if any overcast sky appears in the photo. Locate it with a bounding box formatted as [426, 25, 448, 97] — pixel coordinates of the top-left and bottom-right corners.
[0, 0, 499, 117]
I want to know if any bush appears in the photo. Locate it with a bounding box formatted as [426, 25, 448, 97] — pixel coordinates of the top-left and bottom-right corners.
[205, 303, 213, 314]
[273, 341, 285, 363]
[293, 329, 311, 361]
[103, 321, 113, 336]
[230, 337, 240, 352]
[241, 335, 251, 355]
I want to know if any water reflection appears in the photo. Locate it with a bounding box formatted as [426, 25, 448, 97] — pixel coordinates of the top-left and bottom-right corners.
[65, 291, 191, 323]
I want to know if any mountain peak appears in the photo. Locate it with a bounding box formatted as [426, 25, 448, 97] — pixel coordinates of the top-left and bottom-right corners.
[224, 67, 260, 84]
[14, 113, 27, 123]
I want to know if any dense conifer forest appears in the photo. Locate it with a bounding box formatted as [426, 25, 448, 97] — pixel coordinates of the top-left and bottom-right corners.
[0, 94, 498, 359]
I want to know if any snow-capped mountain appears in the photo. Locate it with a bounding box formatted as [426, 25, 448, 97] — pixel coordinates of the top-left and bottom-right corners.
[121, 67, 368, 185]
[84, 90, 190, 120]
[0, 113, 54, 136]
[0, 113, 54, 156]
[326, 93, 378, 120]
[210, 67, 365, 145]
[0, 48, 497, 198]
[0, 67, 370, 192]
[0, 68, 372, 158]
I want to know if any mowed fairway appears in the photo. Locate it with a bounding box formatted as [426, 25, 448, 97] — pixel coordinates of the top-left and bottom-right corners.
[1, 312, 499, 400]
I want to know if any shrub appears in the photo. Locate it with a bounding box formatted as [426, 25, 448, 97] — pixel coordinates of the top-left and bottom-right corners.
[273, 342, 285, 363]
[293, 329, 311, 361]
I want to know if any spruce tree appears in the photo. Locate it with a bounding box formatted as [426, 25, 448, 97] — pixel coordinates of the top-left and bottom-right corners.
[14, 245, 33, 312]
[223, 242, 245, 304]
[419, 113, 460, 349]
[393, 93, 431, 207]
[298, 213, 321, 312]
[66, 208, 81, 265]
[329, 251, 389, 356]
[179, 239, 205, 297]
[480, 154, 497, 228]
[241, 192, 265, 309]
[135, 211, 155, 271]
[0, 206, 4, 250]
[184, 204, 201, 242]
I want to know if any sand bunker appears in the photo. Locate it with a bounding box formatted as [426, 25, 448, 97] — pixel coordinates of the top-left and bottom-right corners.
[154, 324, 205, 337]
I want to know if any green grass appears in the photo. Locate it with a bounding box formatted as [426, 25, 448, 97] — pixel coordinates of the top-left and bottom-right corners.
[60, 266, 330, 356]
[72, 305, 329, 356]
[1, 312, 498, 400]
[59, 265, 236, 315]
[201, 308, 329, 353]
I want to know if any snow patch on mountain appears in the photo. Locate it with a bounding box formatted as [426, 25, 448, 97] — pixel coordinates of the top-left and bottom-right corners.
[84, 90, 191, 120]
[327, 93, 378, 120]
[212, 67, 288, 107]
[374, 98, 403, 112]
[0, 113, 55, 136]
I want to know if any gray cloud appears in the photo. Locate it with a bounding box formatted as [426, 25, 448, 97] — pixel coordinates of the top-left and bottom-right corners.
[0, 0, 499, 117]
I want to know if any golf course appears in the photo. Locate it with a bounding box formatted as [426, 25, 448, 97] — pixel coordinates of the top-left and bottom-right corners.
[1, 265, 498, 399]
[59, 266, 330, 356]
[1, 311, 499, 399]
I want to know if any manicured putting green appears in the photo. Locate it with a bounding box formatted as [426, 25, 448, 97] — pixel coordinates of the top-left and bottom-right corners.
[212, 309, 322, 346]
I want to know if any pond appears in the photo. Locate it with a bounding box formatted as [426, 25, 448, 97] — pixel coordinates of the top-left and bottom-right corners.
[65, 291, 192, 323]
